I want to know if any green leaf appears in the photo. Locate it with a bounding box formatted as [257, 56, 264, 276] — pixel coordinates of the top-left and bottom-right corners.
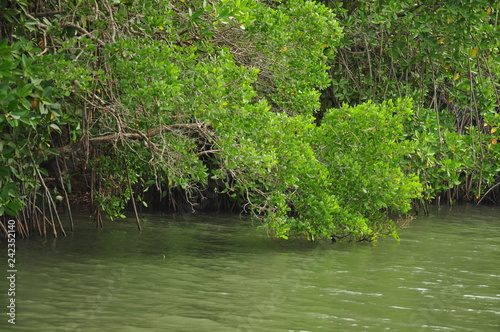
[0, 165, 10, 177]
[46, 148, 60, 156]
[5, 200, 23, 216]
[41, 86, 53, 98]
[39, 167, 49, 177]
[49, 123, 62, 133]
[17, 83, 34, 97]
[21, 53, 33, 69]
[10, 110, 28, 120]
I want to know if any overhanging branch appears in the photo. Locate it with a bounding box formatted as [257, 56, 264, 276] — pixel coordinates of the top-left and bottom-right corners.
[55, 122, 213, 155]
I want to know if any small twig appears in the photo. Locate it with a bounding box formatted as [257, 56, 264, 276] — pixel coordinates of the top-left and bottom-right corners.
[477, 181, 500, 205]
[197, 149, 221, 156]
[32, 154, 66, 237]
[61, 21, 105, 46]
[35, 30, 49, 56]
[33, 11, 65, 17]
[0, 222, 8, 238]
[125, 161, 142, 231]
[102, 0, 117, 42]
[55, 158, 74, 231]
[25, 13, 50, 30]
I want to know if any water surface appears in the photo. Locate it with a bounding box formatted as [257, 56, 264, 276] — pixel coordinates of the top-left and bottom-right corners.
[1, 205, 499, 331]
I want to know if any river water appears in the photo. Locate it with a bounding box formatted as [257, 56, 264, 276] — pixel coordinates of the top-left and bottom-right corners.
[1, 205, 499, 331]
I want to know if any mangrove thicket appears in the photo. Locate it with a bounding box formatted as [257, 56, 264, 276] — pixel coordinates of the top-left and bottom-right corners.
[0, 0, 498, 241]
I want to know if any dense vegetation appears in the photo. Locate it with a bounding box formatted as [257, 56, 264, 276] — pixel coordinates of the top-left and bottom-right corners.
[1, 0, 498, 240]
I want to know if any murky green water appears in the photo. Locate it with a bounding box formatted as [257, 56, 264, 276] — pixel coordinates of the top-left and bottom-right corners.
[1, 205, 499, 331]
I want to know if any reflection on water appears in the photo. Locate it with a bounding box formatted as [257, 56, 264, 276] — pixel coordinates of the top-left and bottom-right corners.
[1, 205, 499, 331]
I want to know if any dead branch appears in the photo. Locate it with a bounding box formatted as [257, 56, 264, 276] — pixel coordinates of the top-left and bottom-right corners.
[54, 123, 213, 154]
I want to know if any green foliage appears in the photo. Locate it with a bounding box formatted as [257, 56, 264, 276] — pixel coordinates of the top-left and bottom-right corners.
[245, 0, 342, 115]
[209, 102, 344, 240]
[325, 0, 500, 203]
[83, 0, 347, 230]
[0, 2, 93, 225]
[0, 36, 64, 217]
[3, 0, 497, 240]
[405, 108, 500, 203]
[315, 99, 422, 238]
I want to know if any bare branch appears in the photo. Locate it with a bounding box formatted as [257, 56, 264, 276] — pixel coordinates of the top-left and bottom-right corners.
[54, 123, 213, 154]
